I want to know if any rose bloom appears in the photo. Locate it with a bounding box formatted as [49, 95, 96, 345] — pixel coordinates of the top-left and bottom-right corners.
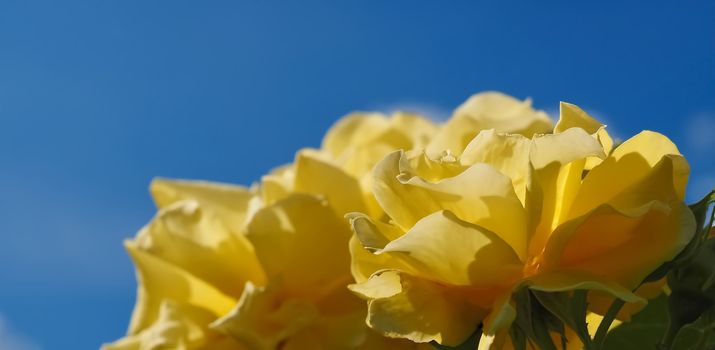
[348, 102, 695, 348]
[101, 92, 571, 349]
[103, 109, 439, 349]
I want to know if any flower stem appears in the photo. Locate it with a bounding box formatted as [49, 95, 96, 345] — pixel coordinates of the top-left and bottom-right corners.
[592, 298, 625, 349]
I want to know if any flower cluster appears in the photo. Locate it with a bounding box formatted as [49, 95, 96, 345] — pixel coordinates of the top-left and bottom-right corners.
[103, 92, 709, 350]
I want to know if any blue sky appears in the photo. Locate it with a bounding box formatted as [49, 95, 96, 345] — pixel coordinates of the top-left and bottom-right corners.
[0, 1, 713, 349]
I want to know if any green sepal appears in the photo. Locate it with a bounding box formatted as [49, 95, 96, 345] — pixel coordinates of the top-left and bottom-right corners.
[532, 290, 591, 346]
[510, 289, 560, 350]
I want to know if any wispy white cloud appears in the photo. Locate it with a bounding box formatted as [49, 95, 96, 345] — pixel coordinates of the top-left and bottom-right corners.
[685, 113, 715, 152]
[371, 101, 452, 122]
[0, 314, 41, 350]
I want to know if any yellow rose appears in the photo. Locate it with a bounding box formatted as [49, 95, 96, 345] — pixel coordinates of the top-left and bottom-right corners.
[103, 178, 430, 349]
[102, 179, 266, 350]
[348, 102, 696, 347]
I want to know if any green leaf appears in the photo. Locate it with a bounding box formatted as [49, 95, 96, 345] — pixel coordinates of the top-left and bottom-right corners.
[509, 324, 528, 350]
[510, 289, 560, 350]
[603, 292, 715, 349]
[602, 294, 669, 349]
[664, 238, 715, 347]
[532, 305, 560, 350]
[570, 290, 591, 345]
[660, 190, 715, 348]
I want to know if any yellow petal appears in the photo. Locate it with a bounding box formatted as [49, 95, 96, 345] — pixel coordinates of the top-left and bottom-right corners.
[427, 92, 552, 157]
[554, 102, 605, 134]
[276, 306, 424, 350]
[102, 300, 242, 350]
[601, 156, 684, 217]
[260, 164, 295, 206]
[339, 113, 438, 178]
[373, 151, 529, 259]
[389, 112, 439, 149]
[289, 296, 366, 350]
[322, 112, 438, 178]
[357, 172, 387, 218]
[461, 130, 532, 204]
[215, 270, 375, 349]
[584, 127, 615, 170]
[406, 149, 467, 182]
[350, 235, 388, 283]
[370, 151, 431, 230]
[378, 211, 523, 287]
[347, 212, 405, 252]
[529, 127, 606, 170]
[322, 113, 394, 160]
[124, 242, 237, 335]
[526, 128, 605, 256]
[569, 131, 689, 219]
[542, 202, 696, 291]
[132, 200, 266, 298]
[150, 178, 259, 232]
[554, 102, 614, 170]
[294, 149, 368, 215]
[350, 232, 430, 288]
[527, 159, 588, 256]
[350, 270, 487, 346]
[246, 194, 353, 300]
[521, 270, 644, 304]
[212, 281, 320, 350]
